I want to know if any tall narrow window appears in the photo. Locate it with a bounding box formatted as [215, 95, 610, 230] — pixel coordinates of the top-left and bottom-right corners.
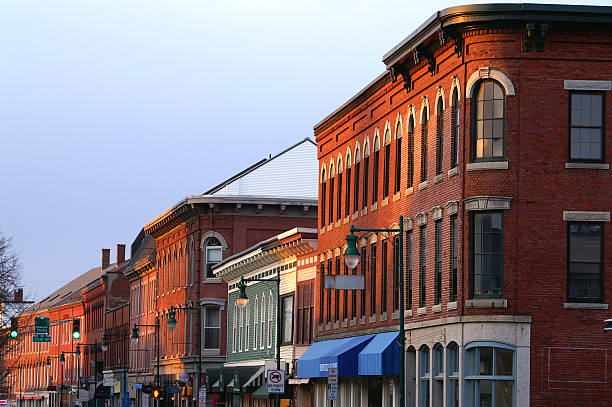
[205, 238, 222, 279]
[363, 155, 369, 208]
[446, 342, 459, 407]
[281, 295, 294, 345]
[335, 257, 340, 322]
[435, 221, 442, 305]
[407, 230, 413, 310]
[254, 296, 259, 348]
[419, 226, 426, 308]
[327, 259, 332, 323]
[337, 170, 342, 221]
[203, 307, 220, 350]
[451, 89, 459, 168]
[328, 176, 334, 225]
[345, 167, 351, 217]
[436, 97, 444, 175]
[421, 110, 428, 182]
[361, 247, 367, 317]
[381, 240, 388, 313]
[353, 160, 360, 213]
[383, 141, 390, 198]
[268, 293, 273, 348]
[370, 243, 377, 316]
[570, 92, 605, 162]
[372, 146, 380, 202]
[261, 293, 266, 348]
[393, 235, 400, 311]
[471, 212, 503, 298]
[321, 178, 327, 227]
[319, 262, 325, 324]
[450, 215, 458, 302]
[407, 117, 415, 188]
[568, 222, 604, 303]
[418, 345, 430, 407]
[394, 133, 402, 193]
[474, 80, 505, 160]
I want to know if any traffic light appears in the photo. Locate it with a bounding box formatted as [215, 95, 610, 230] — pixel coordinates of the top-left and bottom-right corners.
[72, 318, 80, 339]
[9, 317, 18, 338]
[152, 387, 162, 399]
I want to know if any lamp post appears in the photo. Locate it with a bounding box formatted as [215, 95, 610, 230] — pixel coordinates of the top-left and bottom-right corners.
[60, 352, 65, 407]
[78, 342, 99, 406]
[131, 318, 161, 404]
[344, 217, 405, 407]
[167, 305, 202, 407]
[61, 348, 81, 407]
[235, 275, 281, 407]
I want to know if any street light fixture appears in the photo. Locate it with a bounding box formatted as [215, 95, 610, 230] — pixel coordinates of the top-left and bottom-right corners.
[343, 217, 406, 407]
[167, 309, 177, 331]
[60, 353, 65, 365]
[101, 336, 108, 352]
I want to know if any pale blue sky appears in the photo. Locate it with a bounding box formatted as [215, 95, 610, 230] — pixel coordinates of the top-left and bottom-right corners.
[0, 0, 601, 299]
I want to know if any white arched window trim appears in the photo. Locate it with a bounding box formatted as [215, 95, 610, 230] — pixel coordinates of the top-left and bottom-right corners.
[345, 147, 352, 169]
[450, 76, 462, 105]
[394, 113, 403, 139]
[420, 96, 430, 124]
[435, 86, 446, 113]
[373, 128, 381, 151]
[466, 67, 515, 99]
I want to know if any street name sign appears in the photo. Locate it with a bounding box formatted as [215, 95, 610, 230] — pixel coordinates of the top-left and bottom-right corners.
[33, 315, 51, 342]
[198, 387, 206, 407]
[267, 370, 285, 393]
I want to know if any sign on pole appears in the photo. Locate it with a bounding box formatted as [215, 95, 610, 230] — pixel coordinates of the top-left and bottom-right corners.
[267, 370, 285, 394]
[324, 275, 364, 290]
[198, 387, 206, 407]
[327, 367, 338, 400]
[33, 315, 51, 343]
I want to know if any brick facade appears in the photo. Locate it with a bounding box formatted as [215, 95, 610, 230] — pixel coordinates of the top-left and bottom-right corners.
[311, 4, 612, 406]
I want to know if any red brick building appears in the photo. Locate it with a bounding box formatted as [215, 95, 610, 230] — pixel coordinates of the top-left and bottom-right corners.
[130, 138, 319, 407]
[298, 4, 612, 406]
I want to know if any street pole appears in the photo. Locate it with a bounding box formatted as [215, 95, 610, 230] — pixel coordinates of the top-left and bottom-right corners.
[345, 217, 406, 407]
[60, 355, 64, 407]
[275, 278, 281, 407]
[197, 307, 202, 407]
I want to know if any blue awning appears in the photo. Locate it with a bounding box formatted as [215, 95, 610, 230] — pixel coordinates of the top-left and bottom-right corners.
[297, 334, 375, 378]
[358, 331, 400, 376]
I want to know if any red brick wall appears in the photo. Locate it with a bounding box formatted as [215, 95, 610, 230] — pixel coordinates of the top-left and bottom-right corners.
[315, 25, 612, 404]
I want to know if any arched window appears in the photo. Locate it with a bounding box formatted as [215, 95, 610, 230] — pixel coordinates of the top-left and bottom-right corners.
[383, 128, 391, 198]
[261, 292, 266, 348]
[394, 119, 402, 194]
[433, 343, 444, 405]
[173, 247, 177, 290]
[189, 237, 195, 286]
[328, 162, 335, 225]
[407, 115, 415, 188]
[362, 137, 370, 209]
[345, 149, 352, 217]
[418, 345, 430, 407]
[204, 238, 222, 279]
[474, 80, 505, 160]
[353, 143, 361, 214]
[320, 166, 327, 227]
[372, 133, 381, 202]
[451, 88, 460, 168]
[267, 292, 274, 348]
[465, 343, 515, 406]
[232, 303, 238, 352]
[436, 96, 444, 175]
[336, 155, 343, 222]
[446, 342, 459, 406]
[421, 108, 429, 182]
[254, 295, 259, 348]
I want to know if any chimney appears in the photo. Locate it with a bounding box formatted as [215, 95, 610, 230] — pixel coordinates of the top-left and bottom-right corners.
[117, 244, 126, 264]
[102, 248, 110, 270]
[13, 288, 23, 303]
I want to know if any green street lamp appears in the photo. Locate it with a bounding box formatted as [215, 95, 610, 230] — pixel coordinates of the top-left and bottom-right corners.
[167, 309, 178, 331]
[344, 216, 406, 407]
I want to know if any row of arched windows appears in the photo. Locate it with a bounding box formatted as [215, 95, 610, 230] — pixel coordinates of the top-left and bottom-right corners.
[320, 71, 511, 228]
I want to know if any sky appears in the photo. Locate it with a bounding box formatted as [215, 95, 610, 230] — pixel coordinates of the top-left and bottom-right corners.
[0, 0, 603, 300]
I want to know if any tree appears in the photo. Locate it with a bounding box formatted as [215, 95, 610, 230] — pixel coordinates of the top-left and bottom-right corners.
[0, 228, 26, 395]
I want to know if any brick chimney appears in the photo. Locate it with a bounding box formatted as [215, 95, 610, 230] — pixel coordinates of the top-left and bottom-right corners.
[13, 288, 23, 303]
[117, 244, 126, 264]
[102, 248, 110, 270]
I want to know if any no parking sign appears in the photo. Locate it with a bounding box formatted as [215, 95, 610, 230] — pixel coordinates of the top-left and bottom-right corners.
[267, 370, 285, 393]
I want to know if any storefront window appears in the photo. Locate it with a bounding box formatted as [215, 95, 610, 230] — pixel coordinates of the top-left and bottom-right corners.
[465, 343, 514, 407]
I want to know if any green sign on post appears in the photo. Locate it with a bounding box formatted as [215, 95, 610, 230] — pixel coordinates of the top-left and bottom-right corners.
[33, 315, 51, 342]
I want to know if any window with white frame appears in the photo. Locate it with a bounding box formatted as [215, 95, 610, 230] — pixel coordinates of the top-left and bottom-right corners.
[203, 306, 220, 350]
[261, 292, 266, 349]
[281, 294, 294, 345]
[204, 238, 223, 279]
[254, 295, 259, 349]
[433, 343, 444, 406]
[238, 305, 244, 351]
[465, 343, 514, 407]
[232, 304, 237, 353]
[267, 292, 274, 348]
